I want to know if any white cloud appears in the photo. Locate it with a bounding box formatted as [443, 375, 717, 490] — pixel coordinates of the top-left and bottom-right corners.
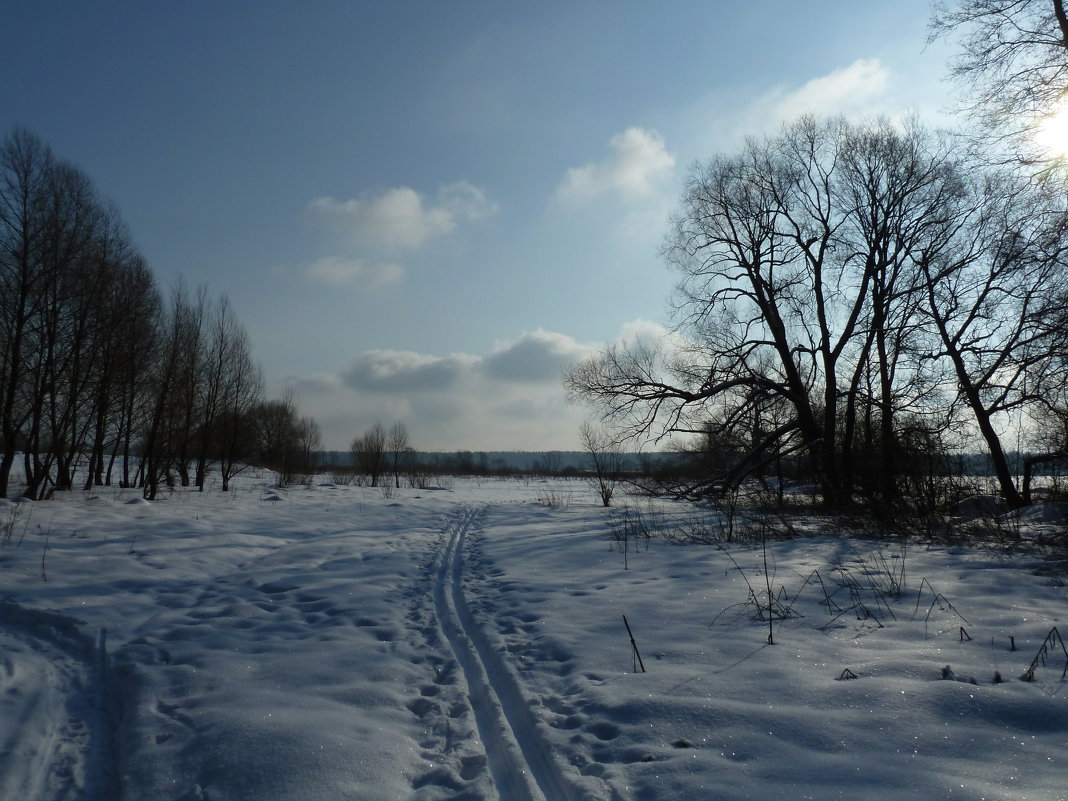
[483, 329, 597, 382]
[763, 58, 893, 126]
[307, 181, 498, 252]
[557, 127, 675, 205]
[301, 257, 405, 287]
[340, 350, 478, 393]
[437, 181, 498, 224]
[682, 59, 906, 160]
[617, 318, 672, 349]
[338, 330, 596, 392]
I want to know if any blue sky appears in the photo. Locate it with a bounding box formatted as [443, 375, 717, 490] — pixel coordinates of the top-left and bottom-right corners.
[3, 1, 956, 450]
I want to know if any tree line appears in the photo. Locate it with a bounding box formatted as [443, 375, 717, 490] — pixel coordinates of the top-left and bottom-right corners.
[0, 128, 318, 500]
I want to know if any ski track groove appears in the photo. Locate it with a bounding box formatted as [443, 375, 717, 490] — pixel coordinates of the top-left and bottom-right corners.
[0, 603, 119, 801]
[434, 503, 590, 801]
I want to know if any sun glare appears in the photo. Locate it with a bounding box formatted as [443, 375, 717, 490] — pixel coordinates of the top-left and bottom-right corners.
[1034, 106, 1068, 159]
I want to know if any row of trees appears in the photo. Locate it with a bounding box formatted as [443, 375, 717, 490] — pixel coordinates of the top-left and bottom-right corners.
[0, 128, 317, 499]
[567, 116, 1068, 512]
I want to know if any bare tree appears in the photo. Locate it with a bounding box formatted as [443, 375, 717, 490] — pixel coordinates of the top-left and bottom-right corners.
[24, 161, 104, 497]
[387, 422, 410, 488]
[1022, 353, 1068, 502]
[0, 129, 55, 498]
[209, 307, 263, 491]
[569, 118, 972, 509]
[172, 284, 209, 487]
[82, 208, 157, 491]
[351, 423, 387, 487]
[292, 416, 321, 482]
[140, 283, 196, 499]
[569, 116, 1068, 513]
[917, 169, 1068, 509]
[193, 295, 265, 490]
[254, 391, 299, 486]
[579, 421, 624, 506]
[108, 268, 160, 489]
[931, 0, 1068, 166]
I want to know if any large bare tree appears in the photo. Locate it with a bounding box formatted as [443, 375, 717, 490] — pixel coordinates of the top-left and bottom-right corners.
[568, 116, 1068, 511]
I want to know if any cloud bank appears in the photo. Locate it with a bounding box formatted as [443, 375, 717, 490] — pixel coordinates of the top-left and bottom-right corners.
[483, 329, 595, 382]
[283, 326, 641, 451]
[340, 350, 477, 393]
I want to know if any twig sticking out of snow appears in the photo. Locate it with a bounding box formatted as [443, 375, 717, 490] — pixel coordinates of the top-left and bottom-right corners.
[791, 569, 842, 614]
[1020, 626, 1068, 682]
[913, 577, 969, 638]
[623, 615, 646, 673]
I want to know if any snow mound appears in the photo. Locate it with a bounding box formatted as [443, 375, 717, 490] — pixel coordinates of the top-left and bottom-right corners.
[955, 494, 1006, 518]
[1015, 502, 1068, 525]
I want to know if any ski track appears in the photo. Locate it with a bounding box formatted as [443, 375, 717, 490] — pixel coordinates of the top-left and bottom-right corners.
[1, 498, 610, 800]
[427, 504, 590, 801]
[0, 604, 118, 801]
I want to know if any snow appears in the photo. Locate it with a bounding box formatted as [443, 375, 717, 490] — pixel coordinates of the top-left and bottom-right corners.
[1, 475, 1067, 800]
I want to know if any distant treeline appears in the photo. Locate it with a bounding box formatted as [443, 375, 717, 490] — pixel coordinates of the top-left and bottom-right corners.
[317, 450, 670, 476]
[317, 448, 1055, 480]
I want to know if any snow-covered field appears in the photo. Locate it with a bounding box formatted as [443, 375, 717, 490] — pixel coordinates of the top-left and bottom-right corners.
[1, 474, 1067, 801]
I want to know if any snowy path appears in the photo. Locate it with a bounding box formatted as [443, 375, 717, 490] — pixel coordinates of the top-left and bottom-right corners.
[431, 504, 589, 801]
[0, 605, 117, 801]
